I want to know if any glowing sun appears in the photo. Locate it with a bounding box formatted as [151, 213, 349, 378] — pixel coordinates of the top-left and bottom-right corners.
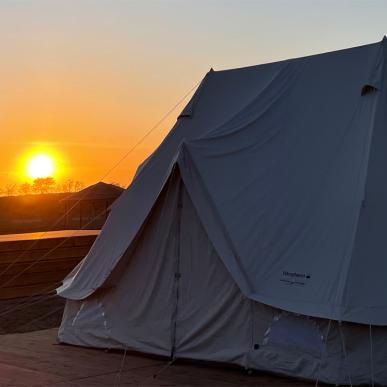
[27, 154, 55, 179]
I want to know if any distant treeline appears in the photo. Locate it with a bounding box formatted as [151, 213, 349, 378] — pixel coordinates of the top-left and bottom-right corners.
[0, 178, 85, 197]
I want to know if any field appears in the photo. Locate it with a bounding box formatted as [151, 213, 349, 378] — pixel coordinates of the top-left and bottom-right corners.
[0, 193, 69, 235]
[0, 193, 108, 235]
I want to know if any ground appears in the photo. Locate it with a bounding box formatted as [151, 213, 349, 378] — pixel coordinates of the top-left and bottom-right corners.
[0, 296, 312, 386]
[0, 295, 65, 334]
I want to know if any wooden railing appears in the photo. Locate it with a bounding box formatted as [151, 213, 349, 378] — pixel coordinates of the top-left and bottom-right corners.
[0, 230, 99, 299]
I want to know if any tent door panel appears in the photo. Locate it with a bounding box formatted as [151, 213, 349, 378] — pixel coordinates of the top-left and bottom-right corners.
[173, 183, 251, 365]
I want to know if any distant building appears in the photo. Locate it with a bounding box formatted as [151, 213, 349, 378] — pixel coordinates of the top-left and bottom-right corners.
[62, 182, 124, 229]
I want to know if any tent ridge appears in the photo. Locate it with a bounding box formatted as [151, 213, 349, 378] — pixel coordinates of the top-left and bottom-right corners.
[178, 70, 214, 119]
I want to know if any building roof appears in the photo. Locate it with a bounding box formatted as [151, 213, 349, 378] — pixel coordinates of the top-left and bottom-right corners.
[62, 182, 124, 202]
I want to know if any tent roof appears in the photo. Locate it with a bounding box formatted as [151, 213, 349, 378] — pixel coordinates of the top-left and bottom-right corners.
[58, 37, 387, 325]
[62, 182, 124, 202]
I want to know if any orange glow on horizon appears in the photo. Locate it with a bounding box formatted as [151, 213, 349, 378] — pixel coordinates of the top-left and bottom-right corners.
[2, 1, 385, 188]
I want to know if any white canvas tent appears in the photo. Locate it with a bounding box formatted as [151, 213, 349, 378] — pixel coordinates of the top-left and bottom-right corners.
[58, 37, 387, 385]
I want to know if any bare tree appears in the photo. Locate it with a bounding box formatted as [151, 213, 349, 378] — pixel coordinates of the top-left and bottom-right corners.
[59, 179, 84, 193]
[74, 180, 85, 192]
[4, 184, 17, 196]
[19, 182, 32, 195]
[32, 177, 56, 194]
[62, 179, 74, 193]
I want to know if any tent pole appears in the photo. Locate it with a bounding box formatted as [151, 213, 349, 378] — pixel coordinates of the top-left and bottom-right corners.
[338, 322, 353, 387]
[65, 202, 68, 229]
[314, 319, 332, 387]
[170, 179, 183, 359]
[369, 324, 375, 387]
[79, 202, 82, 229]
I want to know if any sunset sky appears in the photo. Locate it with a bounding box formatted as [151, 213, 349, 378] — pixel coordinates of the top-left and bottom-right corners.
[1, 0, 387, 188]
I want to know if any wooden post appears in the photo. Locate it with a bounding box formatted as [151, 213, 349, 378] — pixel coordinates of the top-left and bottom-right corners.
[79, 202, 82, 229]
[64, 202, 68, 229]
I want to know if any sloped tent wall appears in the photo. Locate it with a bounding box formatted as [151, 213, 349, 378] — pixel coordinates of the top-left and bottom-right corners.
[59, 170, 387, 385]
[59, 171, 182, 355]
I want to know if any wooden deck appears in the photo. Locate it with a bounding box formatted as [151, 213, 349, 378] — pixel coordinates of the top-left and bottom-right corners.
[0, 230, 98, 299]
[0, 328, 311, 386]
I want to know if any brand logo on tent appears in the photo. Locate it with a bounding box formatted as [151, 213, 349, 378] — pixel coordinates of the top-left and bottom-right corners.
[280, 271, 311, 286]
